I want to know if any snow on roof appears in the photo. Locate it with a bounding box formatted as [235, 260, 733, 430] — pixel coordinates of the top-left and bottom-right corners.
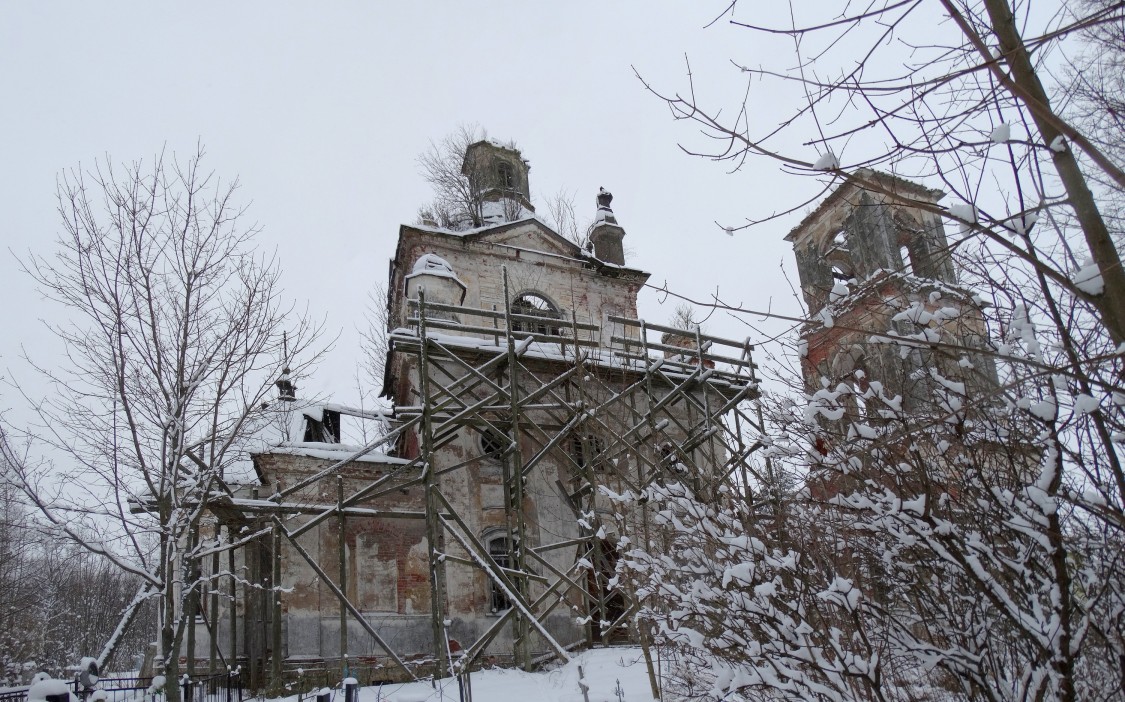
[406, 214, 540, 238]
[265, 442, 410, 465]
[401, 219, 651, 279]
[223, 401, 396, 485]
[314, 402, 393, 421]
[405, 252, 466, 289]
[785, 169, 945, 242]
[480, 199, 535, 224]
[410, 253, 456, 276]
[803, 268, 981, 335]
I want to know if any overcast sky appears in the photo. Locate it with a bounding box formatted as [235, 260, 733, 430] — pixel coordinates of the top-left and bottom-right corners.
[1, 2, 831, 420]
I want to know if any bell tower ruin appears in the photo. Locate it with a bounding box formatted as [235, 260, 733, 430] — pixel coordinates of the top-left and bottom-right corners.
[787, 170, 997, 410]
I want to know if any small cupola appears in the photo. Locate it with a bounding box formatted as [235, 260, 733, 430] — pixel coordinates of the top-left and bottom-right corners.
[405, 253, 467, 309]
[275, 367, 296, 402]
[588, 187, 626, 265]
[462, 140, 534, 219]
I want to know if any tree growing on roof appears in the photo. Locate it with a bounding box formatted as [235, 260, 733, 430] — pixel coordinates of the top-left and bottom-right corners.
[543, 187, 593, 249]
[416, 124, 532, 230]
[416, 123, 492, 230]
[626, 1, 1125, 698]
[5, 145, 324, 697]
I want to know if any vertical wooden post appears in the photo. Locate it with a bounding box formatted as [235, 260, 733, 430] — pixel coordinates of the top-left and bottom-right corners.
[210, 544, 220, 673]
[246, 518, 262, 690]
[228, 526, 238, 674]
[417, 288, 450, 678]
[563, 312, 593, 648]
[694, 324, 717, 498]
[338, 475, 348, 676]
[271, 521, 283, 684]
[187, 523, 199, 676]
[501, 268, 530, 670]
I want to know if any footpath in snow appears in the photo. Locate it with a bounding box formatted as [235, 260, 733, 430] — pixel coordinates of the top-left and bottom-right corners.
[278, 647, 657, 702]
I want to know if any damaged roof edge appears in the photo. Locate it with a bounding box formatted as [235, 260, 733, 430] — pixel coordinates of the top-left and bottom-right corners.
[785, 169, 946, 242]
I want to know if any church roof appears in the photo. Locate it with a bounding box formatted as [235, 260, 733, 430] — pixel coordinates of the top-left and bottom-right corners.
[785, 169, 946, 242]
[398, 216, 650, 278]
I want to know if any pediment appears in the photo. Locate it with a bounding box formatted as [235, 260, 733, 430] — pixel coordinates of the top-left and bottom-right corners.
[466, 219, 583, 258]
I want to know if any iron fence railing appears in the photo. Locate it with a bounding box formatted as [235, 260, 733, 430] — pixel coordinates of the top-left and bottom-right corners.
[0, 671, 242, 702]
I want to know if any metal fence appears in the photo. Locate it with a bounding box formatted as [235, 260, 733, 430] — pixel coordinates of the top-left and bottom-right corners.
[0, 671, 243, 702]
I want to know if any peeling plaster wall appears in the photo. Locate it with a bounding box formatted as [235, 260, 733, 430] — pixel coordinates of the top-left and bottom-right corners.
[226, 207, 734, 668]
[391, 223, 647, 336]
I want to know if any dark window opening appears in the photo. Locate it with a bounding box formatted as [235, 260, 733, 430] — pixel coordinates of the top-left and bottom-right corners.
[584, 539, 627, 643]
[658, 441, 686, 474]
[571, 434, 608, 473]
[498, 162, 515, 189]
[479, 428, 508, 460]
[826, 228, 853, 281]
[511, 293, 563, 336]
[487, 535, 512, 612]
[303, 409, 341, 443]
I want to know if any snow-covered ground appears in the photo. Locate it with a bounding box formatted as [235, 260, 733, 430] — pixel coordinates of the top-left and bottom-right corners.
[280, 647, 657, 702]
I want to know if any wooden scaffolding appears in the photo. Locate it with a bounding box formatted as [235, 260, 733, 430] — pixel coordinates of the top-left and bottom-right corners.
[191, 271, 762, 688]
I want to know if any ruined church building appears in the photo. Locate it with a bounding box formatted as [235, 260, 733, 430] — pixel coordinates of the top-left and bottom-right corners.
[188, 145, 984, 688]
[184, 141, 752, 686]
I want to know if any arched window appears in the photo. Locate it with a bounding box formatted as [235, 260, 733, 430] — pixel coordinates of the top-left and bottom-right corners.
[511, 293, 563, 336]
[497, 162, 515, 189]
[830, 263, 853, 282]
[487, 535, 512, 612]
[478, 427, 508, 460]
[899, 245, 914, 275]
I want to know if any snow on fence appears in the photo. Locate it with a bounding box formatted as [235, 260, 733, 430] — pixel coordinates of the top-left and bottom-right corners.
[0, 672, 242, 702]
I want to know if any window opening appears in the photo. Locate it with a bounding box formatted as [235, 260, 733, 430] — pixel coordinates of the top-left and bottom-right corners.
[487, 535, 512, 612]
[899, 245, 913, 275]
[826, 227, 853, 280]
[497, 162, 515, 189]
[478, 428, 508, 460]
[303, 409, 341, 443]
[658, 441, 685, 475]
[511, 293, 562, 336]
[585, 539, 627, 643]
[570, 434, 608, 472]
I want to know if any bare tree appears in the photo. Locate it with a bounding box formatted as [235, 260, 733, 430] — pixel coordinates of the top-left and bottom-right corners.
[0, 444, 45, 684]
[6, 145, 323, 699]
[416, 124, 489, 230]
[622, 2, 1125, 699]
[0, 432, 156, 681]
[416, 124, 529, 230]
[639, 0, 1125, 343]
[348, 283, 395, 447]
[1064, 0, 1125, 237]
[542, 188, 591, 249]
